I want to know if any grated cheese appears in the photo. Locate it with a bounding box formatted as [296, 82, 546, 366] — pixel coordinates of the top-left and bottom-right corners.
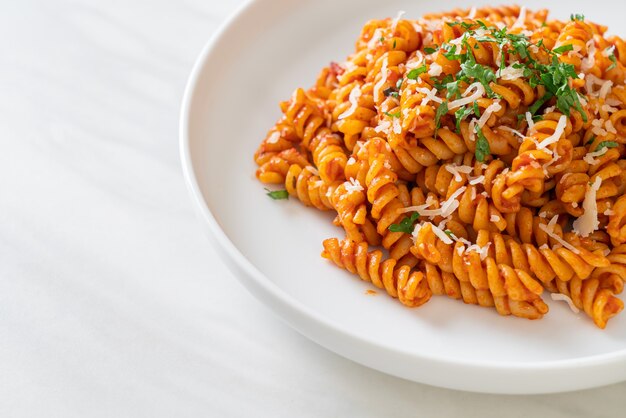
[467, 6, 476, 18]
[416, 86, 443, 105]
[583, 147, 610, 165]
[512, 6, 526, 28]
[305, 166, 320, 176]
[469, 175, 484, 185]
[599, 79, 613, 99]
[468, 119, 477, 142]
[606, 119, 617, 134]
[428, 62, 443, 77]
[581, 39, 596, 72]
[572, 176, 602, 237]
[538, 215, 581, 254]
[338, 85, 362, 119]
[604, 209, 615, 216]
[374, 120, 392, 134]
[601, 104, 619, 113]
[477, 100, 502, 128]
[431, 223, 454, 244]
[543, 106, 556, 114]
[603, 45, 616, 57]
[367, 28, 385, 50]
[393, 117, 402, 134]
[536, 115, 567, 150]
[440, 186, 466, 218]
[267, 131, 280, 144]
[525, 111, 535, 132]
[391, 10, 406, 32]
[344, 178, 364, 193]
[606, 98, 622, 107]
[490, 215, 500, 222]
[496, 63, 525, 80]
[373, 58, 389, 104]
[445, 164, 473, 182]
[551, 293, 580, 313]
[448, 83, 485, 109]
[591, 118, 608, 137]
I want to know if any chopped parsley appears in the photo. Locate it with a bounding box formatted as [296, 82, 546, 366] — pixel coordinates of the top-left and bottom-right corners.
[265, 188, 289, 200]
[570, 13, 585, 21]
[473, 102, 481, 117]
[455, 106, 474, 132]
[383, 87, 399, 99]
[585, 136, 596, 146]
[445, 79, 463, 99]
[407, 65, 428, 79]
[389, 212, 420, 234]
[553, 44, 574, 54]
[460, 54, 496, 95]
[474, 125, 491, 162]
[441, 44, 463, 61]
[419, 20, 589, 135]
[384, 111, 401, 118]
[424, 46, 439, 54]
[607, 48, 618, 70]
[444, 229, 454, 237]
[435, 101, 449, 133]
[596, 141, 619, 150]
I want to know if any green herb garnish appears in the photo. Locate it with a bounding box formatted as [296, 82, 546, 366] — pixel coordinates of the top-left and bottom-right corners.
[570, 13, 585, 21]
[596, 141, 619, 150]
[265, 188, 289, 200]
[553, 44, 574, 54]
[607, 48, 618, 70]
[407, 65, 428, 80]
[435, 101, 449, 133]
[384, 111, 401, 118]
[389, 212, 420, 234]
[474, 125, 491, 162]
[424, 46, 439, 54]
[383, 87, 399, 99]
[473, 102, 481, 118]
[454, 106, 474, 133]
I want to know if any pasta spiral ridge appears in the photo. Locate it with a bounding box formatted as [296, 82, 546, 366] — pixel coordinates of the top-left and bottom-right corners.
[321, 238, 432, 307]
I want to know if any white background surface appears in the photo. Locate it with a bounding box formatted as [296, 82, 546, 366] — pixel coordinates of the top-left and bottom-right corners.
[1, 0, 625, 416]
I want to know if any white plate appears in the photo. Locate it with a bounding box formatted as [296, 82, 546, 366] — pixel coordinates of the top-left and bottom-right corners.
[180, 0, 626, 393]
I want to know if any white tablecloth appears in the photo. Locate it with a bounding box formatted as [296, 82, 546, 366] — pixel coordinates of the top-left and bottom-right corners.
[1, 1, 624, 416]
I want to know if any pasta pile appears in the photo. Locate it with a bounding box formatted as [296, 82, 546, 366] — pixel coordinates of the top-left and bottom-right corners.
[254, 5, 626, 328]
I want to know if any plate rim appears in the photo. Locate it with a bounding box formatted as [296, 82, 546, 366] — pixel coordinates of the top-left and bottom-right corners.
[179, 0, 626, 393]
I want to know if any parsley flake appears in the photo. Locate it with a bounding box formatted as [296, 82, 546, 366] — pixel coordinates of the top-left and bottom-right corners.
[389, 212, 420, 234]
[383, 87, 399, 98]
[607, 49, 618, 71]
[265, 188, 289, 200]
[435, 101, 449, 134]
[596, 141, 619, 150]
[553, 44, 574, 54]
[407, 65, 428, 80]
[384, 111, 401, 118]
[474, 125, 491, 162]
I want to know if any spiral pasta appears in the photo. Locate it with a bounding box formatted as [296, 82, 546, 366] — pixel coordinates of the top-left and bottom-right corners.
[254, 6, 626, 328]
